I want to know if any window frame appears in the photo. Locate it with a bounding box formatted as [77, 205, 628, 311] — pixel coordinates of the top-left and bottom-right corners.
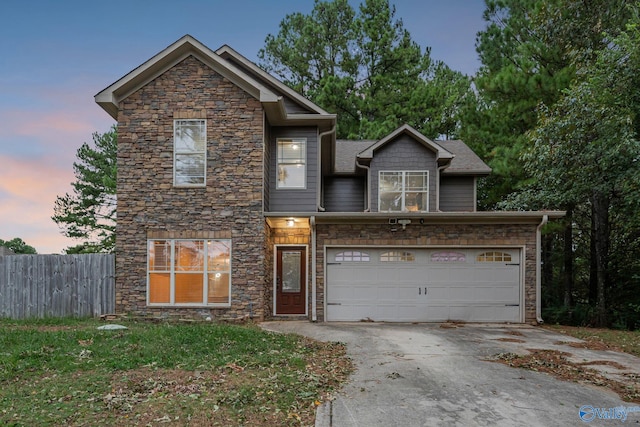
[476, 251, 512, 263]
[173, 119, 207, 187]
[276, 138, 307, 189]
[147, 238, 231, 307]
[380, 250, 416, 262]
[378, 170, 429, 212]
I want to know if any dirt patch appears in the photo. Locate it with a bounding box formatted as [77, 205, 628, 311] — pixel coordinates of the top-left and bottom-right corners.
[492, 349, 640, 402]
[440, 322, 465, 329]
[502, 329, 525, 337]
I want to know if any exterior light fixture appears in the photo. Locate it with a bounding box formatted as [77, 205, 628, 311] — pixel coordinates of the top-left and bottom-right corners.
[286, 218, 295, 227]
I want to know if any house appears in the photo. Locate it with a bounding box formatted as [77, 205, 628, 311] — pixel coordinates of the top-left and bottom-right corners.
[95, 35, 563, 324]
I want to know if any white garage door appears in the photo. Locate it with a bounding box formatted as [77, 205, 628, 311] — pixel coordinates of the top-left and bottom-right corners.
[326, 247, 521, 322]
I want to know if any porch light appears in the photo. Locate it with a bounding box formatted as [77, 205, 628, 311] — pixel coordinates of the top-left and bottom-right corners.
[286, 218, 295, 227]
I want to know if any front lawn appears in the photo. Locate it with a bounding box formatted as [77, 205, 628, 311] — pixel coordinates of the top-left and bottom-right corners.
[0, 318, 352, 426]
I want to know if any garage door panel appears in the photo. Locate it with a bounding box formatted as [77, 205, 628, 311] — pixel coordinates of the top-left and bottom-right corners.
[326, 247, 521, 323]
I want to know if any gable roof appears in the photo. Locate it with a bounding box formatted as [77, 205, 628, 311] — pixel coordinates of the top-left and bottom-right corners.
[95, 35, 335, 130]
[357, 124, 454, 161]
[335, 139, 377, 173]
[436, 140, 491, 175]
[334, 125, 490, 175]
[215, 44, 330, 116]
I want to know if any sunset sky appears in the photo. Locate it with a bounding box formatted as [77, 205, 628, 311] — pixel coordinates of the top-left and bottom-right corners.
[0, 0, 485, 253]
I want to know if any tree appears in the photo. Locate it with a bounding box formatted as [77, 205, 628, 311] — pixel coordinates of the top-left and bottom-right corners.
[259, 0, 471, 140]
[0, 238, 36, 254]
[464, 0, 633, 208]
[508, 11, 640, 326]
[52, 126, 117, 253]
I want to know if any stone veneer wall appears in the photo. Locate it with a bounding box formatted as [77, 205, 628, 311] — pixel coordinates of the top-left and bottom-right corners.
[116, 56, 266, 320]
[314, 223, 538, 323]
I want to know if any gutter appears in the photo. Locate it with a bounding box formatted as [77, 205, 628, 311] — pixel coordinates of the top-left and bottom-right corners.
[310, 216, 317, 322]
[536, 214, 549, 324]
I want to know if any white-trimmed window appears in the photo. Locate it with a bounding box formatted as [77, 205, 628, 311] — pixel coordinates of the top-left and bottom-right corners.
[379, 171, 428, 212]
[148, 239, 231, 306]
[277, 138, 306, 188]
[174, 119, 206, 186]
[476, 251, 512, 262]
[335, 251, 370, 262]
[380, 251, 415, 262]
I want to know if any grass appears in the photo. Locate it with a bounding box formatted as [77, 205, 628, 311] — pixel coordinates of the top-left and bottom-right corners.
[0, 318, 352, 426]
[545, 324, 640, 357]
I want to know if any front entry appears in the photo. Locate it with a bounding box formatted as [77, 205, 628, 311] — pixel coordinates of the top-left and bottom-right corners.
[275, 246, 307, 315]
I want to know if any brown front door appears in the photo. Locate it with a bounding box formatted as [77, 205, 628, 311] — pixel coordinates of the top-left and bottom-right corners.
[276, 246, 306, 314]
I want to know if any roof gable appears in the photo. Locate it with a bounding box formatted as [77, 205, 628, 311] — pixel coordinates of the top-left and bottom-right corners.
[95, 35, 281, 120]
[357, 124, 454, 161]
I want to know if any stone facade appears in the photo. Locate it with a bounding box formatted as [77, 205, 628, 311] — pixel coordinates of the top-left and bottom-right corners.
[115, 56, 266, 320]
[314, 222, 538, 322]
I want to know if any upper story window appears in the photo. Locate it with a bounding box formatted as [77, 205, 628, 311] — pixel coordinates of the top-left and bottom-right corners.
[277, 138, 306, 189]
[379, 171, 428, 212]
[148, 239, 231, 306]
[174, 119, 206, 186]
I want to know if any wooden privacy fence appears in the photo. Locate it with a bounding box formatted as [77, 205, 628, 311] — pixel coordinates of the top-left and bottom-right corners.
[0, 254, 115, 319]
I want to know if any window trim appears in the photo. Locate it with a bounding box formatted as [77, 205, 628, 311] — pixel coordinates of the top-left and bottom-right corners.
[476, 251, 512, 263]
[147, 238, 231, 307]
[173, 119, 207, 187]
[380, 250, 416, 262]
[378, 170, 429, 212]
[276, 138, 307, 189]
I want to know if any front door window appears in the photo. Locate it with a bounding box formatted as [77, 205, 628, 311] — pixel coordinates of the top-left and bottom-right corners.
[276, 246, 306, 314]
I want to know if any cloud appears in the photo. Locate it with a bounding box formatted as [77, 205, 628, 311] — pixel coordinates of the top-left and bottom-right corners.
[0, 155, 75, 254]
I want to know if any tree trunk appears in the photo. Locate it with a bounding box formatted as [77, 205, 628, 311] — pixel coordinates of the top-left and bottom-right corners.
[592, 191, 610, 327]
[563, 207, 574, 308]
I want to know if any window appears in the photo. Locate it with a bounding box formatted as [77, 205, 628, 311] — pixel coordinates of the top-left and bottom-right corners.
[476, 251, 512, 262]
[277, 138, 306, 188]
[380, 251, 415, 262]
[148, 239, 231, 306]
[431, 251, 466, 262]
[379, 171, 428, 212]
[174, 119, 206, 186]
[335, 251, 370, 262]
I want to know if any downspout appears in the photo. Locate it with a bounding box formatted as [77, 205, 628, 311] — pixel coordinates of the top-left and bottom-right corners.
[355, 159, 371, 212]
[536, 214, 549, 324]
[436, 164, 448, 212]
[317, 125, 336, 212]
[310, 215, 317, 322]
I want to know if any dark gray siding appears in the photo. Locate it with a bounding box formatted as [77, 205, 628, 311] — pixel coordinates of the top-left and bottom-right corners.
[369, 135, 438, 212]
[268, 126, 318, 212]
[439, 176, 475, 212]
[324, 177, 365, 212]
[263, 122, 271, 211]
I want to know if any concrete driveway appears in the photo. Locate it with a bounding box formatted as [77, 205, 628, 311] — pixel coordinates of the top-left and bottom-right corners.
[261, 322, 640, 426]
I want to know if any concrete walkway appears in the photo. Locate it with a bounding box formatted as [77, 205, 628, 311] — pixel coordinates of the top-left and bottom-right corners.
[261, 321, 640, 426]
